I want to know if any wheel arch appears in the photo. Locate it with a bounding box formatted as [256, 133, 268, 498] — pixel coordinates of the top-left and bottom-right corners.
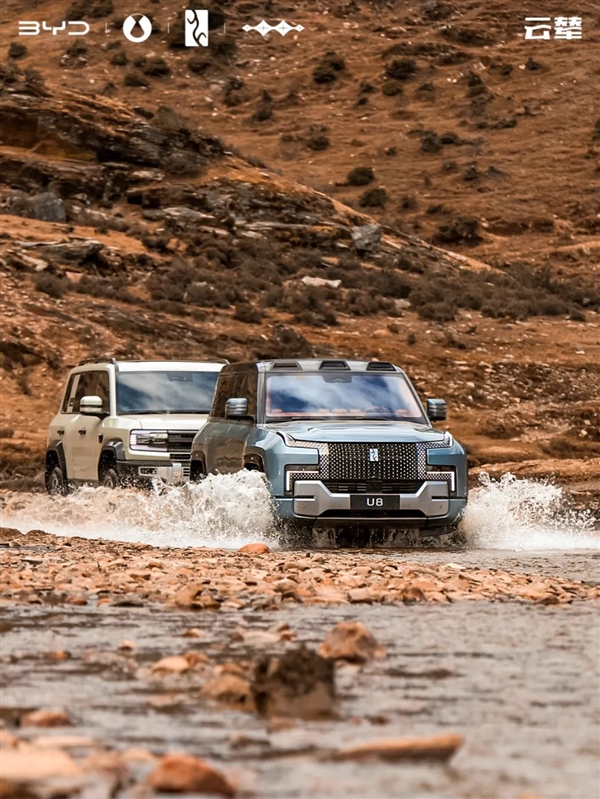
[45, 443, 67, 476]
[98, 438, 125, 477]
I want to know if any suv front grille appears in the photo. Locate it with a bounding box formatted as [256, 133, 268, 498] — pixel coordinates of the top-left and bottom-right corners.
[322, 479, 424, 494]
[167, 431, 195, 465]
[327, 442, 418, 481]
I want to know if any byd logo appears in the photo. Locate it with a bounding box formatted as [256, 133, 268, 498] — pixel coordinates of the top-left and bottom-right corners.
[18, 21, 89, 36]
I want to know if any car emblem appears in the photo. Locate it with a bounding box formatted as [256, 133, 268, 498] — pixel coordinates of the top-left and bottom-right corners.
[368, 448, 379, 462]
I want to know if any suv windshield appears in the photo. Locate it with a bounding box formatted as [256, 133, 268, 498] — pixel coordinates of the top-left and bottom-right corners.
[117, 371, 220, 415]
[265, 373, 426, 422]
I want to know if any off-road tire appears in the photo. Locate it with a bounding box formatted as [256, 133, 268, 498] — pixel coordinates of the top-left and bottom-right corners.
[100, 467, 119, 489]
[46, 465, 68, 496]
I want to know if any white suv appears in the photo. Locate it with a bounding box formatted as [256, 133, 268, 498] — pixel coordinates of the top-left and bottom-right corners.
[45, 358, 227, 494]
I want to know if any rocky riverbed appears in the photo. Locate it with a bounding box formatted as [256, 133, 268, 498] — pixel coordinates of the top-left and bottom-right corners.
[1, 519, 599, 799]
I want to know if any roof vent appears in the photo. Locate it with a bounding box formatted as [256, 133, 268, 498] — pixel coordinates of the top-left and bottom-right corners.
[366, 361, 396, 372]
[319, 360, 350, 370]
[270, 361, 302, 370]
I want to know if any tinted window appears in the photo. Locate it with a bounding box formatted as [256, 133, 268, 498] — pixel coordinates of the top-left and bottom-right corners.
[265, 373, 425, 422]
[229, 370, 257, 417]
[117, 371, 220, 415]
[61, 375, 76, 413]
[211, 374, 235, 419]
[70, 371, 110, 413]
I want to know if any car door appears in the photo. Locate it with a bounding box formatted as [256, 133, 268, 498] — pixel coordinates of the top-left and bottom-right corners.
[204, 374, 234, 474]
[225, 369, 257, 472]
[64, 370, 109, 482]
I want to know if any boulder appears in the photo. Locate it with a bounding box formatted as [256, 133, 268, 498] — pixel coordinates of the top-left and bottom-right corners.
[251, 647, 335, 720]
[0, 747, 84, 797]
[331, 732, 464, 762]
[237, 543, 271, 555]
[318, 621, 386, 663]
[147, 753, 235, 797]
[21, 709, 71, 727]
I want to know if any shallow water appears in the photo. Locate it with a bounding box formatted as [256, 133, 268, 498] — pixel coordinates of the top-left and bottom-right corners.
[2, 471, 598, 553]
[2, 601, 599, 799]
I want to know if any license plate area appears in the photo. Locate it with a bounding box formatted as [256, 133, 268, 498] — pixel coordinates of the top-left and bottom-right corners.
[349, 495, 400, 510]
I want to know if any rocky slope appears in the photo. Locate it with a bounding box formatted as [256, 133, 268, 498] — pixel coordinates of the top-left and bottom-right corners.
[1, 3, 599, 495]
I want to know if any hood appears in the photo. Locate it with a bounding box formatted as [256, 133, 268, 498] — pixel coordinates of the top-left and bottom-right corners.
[125, 414, 209, 431]
[270, 420, 446, 444]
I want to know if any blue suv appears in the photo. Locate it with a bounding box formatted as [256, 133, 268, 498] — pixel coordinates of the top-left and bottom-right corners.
[190, 359, 468, 535]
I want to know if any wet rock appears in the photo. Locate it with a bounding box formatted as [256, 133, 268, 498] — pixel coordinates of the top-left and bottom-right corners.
[252, 647, 335, 720]
[21, 709, 71, 727]
[318, 621, 386, 663]
[202, 667, 253, 710]
[351, 223, 381, 252]
[151, 655, 190, 675]
[183, 627, 204, 638]
[0, 730, 20, 749]
[237, 543, 271, 555]
[330, 732, 463, 762]
[0, 746, 84, 797]
[31, 735, 97, 750]
[147, 753, 235, 797]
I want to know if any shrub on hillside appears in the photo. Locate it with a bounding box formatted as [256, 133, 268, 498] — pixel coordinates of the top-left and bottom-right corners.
[385, 58, 417, 80]
[33, 272, 70, 299]
[359, 187, 388, 207]
[347, 166, 375, 186]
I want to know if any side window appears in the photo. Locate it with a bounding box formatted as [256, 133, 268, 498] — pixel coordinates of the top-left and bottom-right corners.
[241, 371, 257, 417]
[72, 372, 110, 413]
[61, 375, 77, 413]
[228, 371, 257, 418]
[211, 375, 234, 419]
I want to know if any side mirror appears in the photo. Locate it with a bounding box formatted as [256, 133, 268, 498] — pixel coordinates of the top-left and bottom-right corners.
[80, 395, 105, 416]
[427, 398, 447, 421]
[225, 397, 249, 419]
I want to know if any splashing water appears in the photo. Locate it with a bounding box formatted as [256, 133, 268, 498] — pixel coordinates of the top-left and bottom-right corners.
[461, 472, 598, 550]
[1, 471, 278, 549]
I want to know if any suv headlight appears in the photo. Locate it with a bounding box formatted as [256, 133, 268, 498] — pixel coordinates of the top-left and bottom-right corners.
[284, 464, 320, 494]
[129, 431, 168, 451]
[426, 465, 456, 494]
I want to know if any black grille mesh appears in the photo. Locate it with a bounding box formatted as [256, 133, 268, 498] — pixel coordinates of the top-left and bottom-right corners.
[327, 442, 418, 480]
[167, 431, 195, 463]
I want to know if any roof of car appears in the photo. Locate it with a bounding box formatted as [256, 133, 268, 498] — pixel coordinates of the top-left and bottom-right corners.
[220, 359, 404, 374]
[74, 360, 226, 372]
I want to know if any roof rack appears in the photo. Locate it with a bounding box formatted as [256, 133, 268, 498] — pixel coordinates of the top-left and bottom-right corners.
[270, 361, 302, 370]
[319, 360, 350, 370]
[77, 357, 117, 366]
[366, 361, 396, 372]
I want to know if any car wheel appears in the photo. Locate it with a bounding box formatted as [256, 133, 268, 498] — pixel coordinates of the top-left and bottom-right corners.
[100, 467, 119, 489]
[46, 465, 67, 496]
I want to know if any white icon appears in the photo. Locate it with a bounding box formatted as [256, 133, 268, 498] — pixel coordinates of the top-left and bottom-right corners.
[185, 9, 209, 46]
[123, 14, 153, 43]
[18, 20, 89, 36]
[243, 20, 304, 37]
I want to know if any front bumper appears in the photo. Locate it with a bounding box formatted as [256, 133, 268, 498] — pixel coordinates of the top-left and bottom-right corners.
[116, 460, 188, 484]
[274, 479, 466, 528]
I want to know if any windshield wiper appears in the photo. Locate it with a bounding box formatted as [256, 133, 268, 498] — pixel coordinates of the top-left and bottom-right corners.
[124, 409, 170, 415]
[169, 409, 210, 414]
